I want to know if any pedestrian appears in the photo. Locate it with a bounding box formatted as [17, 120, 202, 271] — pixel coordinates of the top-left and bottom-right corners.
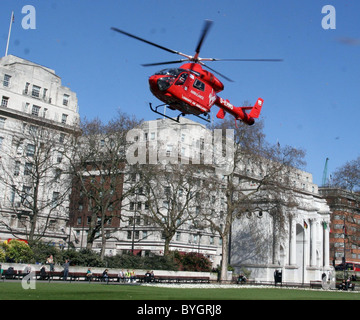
[125, 269, 130, 282]
[102, 269, 109, 283]
[145, 270, 151, 283]
[86, 268, 93, 282]
[46, 255, 54, 272]
[118, 269, 125, 282]
[130, 269, 136, 282]
[150, 270, 155, 282]
[62, 259, 70, 281]
[39, 265, 47, 280]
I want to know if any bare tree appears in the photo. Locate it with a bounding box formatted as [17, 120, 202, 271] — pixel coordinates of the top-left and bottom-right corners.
[139, 162, 210, 255]
[203, 118, 305, 281]
[68, 111, 142, 259]
[330, 156, 360, 253]
[0, 125, 76, 242]
[332, 156, 360, 192]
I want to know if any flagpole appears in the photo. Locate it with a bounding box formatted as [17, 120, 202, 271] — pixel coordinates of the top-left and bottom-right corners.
[5, 11, 14, 57]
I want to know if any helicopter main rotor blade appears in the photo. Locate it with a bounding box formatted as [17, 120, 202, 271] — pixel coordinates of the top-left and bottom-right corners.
[200, 62, 234, 82]
[194, 20, 213, 59]
[142, 60, 188, 67]
[111, 27, 190, 59]
[203, 58, 283, 62]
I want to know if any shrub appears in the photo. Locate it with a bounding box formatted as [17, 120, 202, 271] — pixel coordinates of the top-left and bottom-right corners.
[173, 251, 212, 272]
[5, 240, 33, 263]
[63, 249, 105, 267]
[0, 247, 5, 262]
[29, 241, 62, 264]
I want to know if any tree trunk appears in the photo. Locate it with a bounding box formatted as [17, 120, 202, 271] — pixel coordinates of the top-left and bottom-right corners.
[220, 234, 229, 282]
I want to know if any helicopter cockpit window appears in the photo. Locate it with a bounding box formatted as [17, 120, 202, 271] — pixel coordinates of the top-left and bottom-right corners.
[175, 73, 188, 85]
[155, 68, 186, 77]
[193, 79, 205, 91]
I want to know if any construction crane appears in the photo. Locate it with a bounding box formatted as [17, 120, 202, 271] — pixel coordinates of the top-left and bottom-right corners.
[322, 158, 329, 186]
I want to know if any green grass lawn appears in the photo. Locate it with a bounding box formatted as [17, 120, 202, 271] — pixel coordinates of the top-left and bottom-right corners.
[0, 281, 359, 300]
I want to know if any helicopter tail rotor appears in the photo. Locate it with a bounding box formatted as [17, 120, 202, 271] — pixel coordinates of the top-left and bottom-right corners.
[248, 98, 263, 118]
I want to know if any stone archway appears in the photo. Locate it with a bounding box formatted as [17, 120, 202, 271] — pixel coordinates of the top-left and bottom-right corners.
[296, 223, 305, 284]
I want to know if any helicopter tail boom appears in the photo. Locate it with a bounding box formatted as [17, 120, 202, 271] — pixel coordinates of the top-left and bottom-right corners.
[215, 97, 263, 125]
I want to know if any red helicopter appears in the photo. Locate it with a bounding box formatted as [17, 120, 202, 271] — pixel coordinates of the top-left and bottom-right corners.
[111, 20, 281, 125]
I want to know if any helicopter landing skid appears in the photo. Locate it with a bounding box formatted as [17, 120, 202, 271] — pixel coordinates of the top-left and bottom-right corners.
[149, 103, 183, 123]
[149, 103, 210, 123]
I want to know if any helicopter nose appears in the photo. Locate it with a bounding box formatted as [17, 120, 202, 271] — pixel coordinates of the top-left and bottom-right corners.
[148, 76, 158, 91]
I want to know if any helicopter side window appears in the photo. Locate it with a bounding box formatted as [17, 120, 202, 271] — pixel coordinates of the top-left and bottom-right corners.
[175, 73, 188, 85]
[193, 79, 205, 91]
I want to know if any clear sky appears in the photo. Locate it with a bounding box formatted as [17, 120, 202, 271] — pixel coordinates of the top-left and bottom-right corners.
[1, 0, 359, 186]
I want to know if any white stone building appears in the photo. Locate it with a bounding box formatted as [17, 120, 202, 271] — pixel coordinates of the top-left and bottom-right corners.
[0, 55, 80, 245]
[231, 191, 331, 283]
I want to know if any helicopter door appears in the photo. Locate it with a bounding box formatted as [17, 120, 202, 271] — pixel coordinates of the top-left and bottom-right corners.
[189, 78, 207, 109]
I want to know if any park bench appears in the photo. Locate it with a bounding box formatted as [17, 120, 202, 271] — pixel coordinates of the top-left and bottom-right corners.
[310, 281, 323, 289]
[137, 274, 210, 284]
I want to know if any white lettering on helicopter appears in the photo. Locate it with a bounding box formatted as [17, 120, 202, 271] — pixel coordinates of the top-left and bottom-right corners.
[190, 90, 204, 100]
[209, 90, 216, 106]
[181, 95, 207, 112]
[219, 98, 233, 110]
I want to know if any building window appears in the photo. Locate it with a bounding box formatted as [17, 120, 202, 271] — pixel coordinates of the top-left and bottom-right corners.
[32, 85, 41, 98]
[129, 202, 135, 211]
[14, 161, 20, 176]
[51, 192, 60, 208]
[61, 114, 68, 124]
[0, 117, 5, 129]
[1, 96, 9, 107]
[56, 151, 63, 163]
[59, 133, 65, 143]
[24, 82, 30, 94]
[21, 186, 31, 206]
[210, 236, 214, 245]
[63, 94, 70, 106]
[3, 74, 11, 87]
[10, 186, 16, 205]
[26, 144, 35, 157]
[24, 162, 33, 175]
[31, 105, 41, 116]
